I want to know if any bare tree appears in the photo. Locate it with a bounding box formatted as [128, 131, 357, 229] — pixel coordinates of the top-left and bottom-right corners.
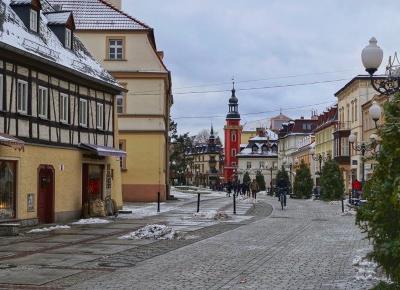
[193, 129, 219, 145]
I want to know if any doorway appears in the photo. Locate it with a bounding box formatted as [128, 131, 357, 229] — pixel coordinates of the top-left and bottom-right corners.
[38, 165, 55, 224]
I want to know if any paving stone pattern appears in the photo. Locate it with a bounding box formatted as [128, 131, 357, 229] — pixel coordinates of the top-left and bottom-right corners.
[64, 197, 377, 290]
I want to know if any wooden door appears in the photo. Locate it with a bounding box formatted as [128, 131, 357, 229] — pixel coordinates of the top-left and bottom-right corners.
[38, 166, 54, 224]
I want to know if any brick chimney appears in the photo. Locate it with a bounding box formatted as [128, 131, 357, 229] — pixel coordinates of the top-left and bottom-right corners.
[105, 0, 121, 9]
[256, 127, 265, 137]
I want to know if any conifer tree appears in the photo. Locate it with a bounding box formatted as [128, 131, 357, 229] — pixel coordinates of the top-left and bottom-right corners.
[255, 171, 266, 191]
[276, 166, 290, 193]
[243, 171, 251, 185]
[319, 159, 344, 201]
[356, 94, 400, 288]
[293, 161, 313, 199]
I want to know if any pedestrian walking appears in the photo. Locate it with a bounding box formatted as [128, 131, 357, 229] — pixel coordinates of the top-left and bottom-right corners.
[250, 179, 259, 199]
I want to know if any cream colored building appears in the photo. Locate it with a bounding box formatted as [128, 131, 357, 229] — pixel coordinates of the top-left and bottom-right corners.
[50, 0, 173, 202]
[237, 129, 278, 190]
[334, 76, 382, 193]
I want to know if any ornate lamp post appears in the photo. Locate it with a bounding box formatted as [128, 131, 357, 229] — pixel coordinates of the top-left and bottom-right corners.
[310, 148, 330, 173]
[362, 37, 400, 96]
[348, 132, 378, 186]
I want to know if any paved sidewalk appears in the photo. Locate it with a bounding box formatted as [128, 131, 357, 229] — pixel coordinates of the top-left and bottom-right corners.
[0, 191, 256, 289]
[65, 195, 378, 290]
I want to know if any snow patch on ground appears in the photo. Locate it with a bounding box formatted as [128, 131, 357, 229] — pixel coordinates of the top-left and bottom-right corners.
[239, 197, 258, 204]
[353, 255, 379, 281]
[72, 218, 111, 225]
[119, 224, 176, 240]
[341, 208, 357, 216]
[27, 225, 70, 233]
[193, 210, 230, 220]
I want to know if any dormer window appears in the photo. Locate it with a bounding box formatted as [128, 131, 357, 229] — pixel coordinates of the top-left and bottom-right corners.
[30, 9, 38, 32]
[252, 144, 258, 153]
[65, 28, 72, 49]
[44, 11, 75, 49]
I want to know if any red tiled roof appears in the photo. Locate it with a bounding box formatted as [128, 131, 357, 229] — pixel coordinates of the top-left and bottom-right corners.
[46, 0, 150, 30]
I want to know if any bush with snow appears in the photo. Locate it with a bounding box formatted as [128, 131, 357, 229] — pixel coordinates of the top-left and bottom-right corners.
[28, 225, 70, 233]
[72, 218, 111, 225]
[119, 224, 176, 240]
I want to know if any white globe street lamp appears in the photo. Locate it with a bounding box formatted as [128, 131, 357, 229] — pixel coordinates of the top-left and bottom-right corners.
[369, 101, 382, 128]
[362, 37, 384, 76]
[348, 132, 357, 144]
[361, 37, 400, 95]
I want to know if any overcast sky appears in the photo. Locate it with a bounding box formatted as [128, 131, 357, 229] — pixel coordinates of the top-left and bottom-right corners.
[124, 0, 398, 136]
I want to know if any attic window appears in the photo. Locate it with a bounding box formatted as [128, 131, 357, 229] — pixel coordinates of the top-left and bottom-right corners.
[65, 28, 72, 49]
[30, 9, 38, 32]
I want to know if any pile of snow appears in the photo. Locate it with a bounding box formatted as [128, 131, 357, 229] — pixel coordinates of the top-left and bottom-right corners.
[353, 255, 379, 281]
[193, 210, 230, 220]
[72, 218, 111, 225]
[341, 208, 357, 216]
[240, 197, 258, 204]
[27, 225, 70, 233]
[119, 224, 176, 240]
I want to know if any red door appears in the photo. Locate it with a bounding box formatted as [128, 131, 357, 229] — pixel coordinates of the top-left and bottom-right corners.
[38, 166, 54, 224]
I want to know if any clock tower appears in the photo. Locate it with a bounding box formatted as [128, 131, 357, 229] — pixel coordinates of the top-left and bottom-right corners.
[224, 83, 242, 182]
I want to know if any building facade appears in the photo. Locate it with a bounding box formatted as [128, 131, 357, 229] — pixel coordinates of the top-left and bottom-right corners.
[362, 94, 387, 180]
[334, 76, 382, 193]
[237, 128, 278, 190]
[313, 106, 338, 184]
[186, 127, 223, 187]
[278, 116, 318, 187]
[49, 0, 173, 202]
[0, 0, 125, 224]
[224, 85, 242, 182]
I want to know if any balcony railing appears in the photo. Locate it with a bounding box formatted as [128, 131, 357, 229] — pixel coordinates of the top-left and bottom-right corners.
[334, 122, 352, 131]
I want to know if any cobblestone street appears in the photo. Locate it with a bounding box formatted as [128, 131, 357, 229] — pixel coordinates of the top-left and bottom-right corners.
[0, 193, 378, 289]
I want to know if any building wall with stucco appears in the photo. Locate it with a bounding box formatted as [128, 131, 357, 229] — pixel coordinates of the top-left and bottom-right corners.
[0, 144, 122, 224]
[75, 29, 172, 202]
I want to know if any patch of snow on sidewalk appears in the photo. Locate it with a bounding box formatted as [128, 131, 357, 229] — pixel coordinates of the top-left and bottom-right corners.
[341, 208, 357, 216]
[353, 255, 379, 281]
[72, 218, 111, 225]
[119, 224, 176, 240]
[119, 202, 178, 219]
[193, 211, 230, 220]
[28, 225, 70, 233]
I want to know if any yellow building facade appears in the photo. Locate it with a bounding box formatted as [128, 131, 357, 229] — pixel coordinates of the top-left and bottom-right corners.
[50, 0, 173, 202]
[0, 0, 124, 224]
[334, 76, 381, 193]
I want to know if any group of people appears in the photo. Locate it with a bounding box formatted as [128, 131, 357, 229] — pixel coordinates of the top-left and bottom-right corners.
[224, 179, 260, 198]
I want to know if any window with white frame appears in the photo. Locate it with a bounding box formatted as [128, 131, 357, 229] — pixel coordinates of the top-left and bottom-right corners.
[79, 98, 87, 127]
[96, 103, 104, 129]
[259, 161, 265, 168]
[38, 86, 48, 118]
[116, 95, 124, 114]
[246, 161, 251, 169]
[108, 39, 123, 60]
[0, 74, 3, 111]
[65, 28, 72, 49]
[60, 93, 69, 123]
[30, 9, 38, 32]
[17, 80, 28, 114]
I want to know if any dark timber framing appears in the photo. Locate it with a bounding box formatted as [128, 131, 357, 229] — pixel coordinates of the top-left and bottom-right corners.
[0, 48, 120, 149]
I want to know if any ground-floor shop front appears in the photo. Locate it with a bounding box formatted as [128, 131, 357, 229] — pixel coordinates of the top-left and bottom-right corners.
[0, 142, 124, 225]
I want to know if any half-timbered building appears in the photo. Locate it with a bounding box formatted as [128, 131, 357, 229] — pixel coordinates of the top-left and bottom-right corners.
[0, 0, 125, 224]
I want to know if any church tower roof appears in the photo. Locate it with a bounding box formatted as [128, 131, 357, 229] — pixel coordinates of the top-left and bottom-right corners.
[226, 81, 240, 119]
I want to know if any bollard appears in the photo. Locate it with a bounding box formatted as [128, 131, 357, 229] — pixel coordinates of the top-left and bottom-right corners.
[341, 198, 345, 213]
[157, 192, 160, 213]
[233, 194, 236, 215]
[197, 193, 200, 213]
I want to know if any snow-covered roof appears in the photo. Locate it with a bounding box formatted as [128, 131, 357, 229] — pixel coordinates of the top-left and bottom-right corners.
[249, 130, 278, 141]
[44, 10, 71, 25]
[0, 0, 120, 88]
[47, 0, 149, 30]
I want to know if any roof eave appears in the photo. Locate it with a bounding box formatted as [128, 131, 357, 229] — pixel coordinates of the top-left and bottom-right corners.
[0, 42, 124, 94]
